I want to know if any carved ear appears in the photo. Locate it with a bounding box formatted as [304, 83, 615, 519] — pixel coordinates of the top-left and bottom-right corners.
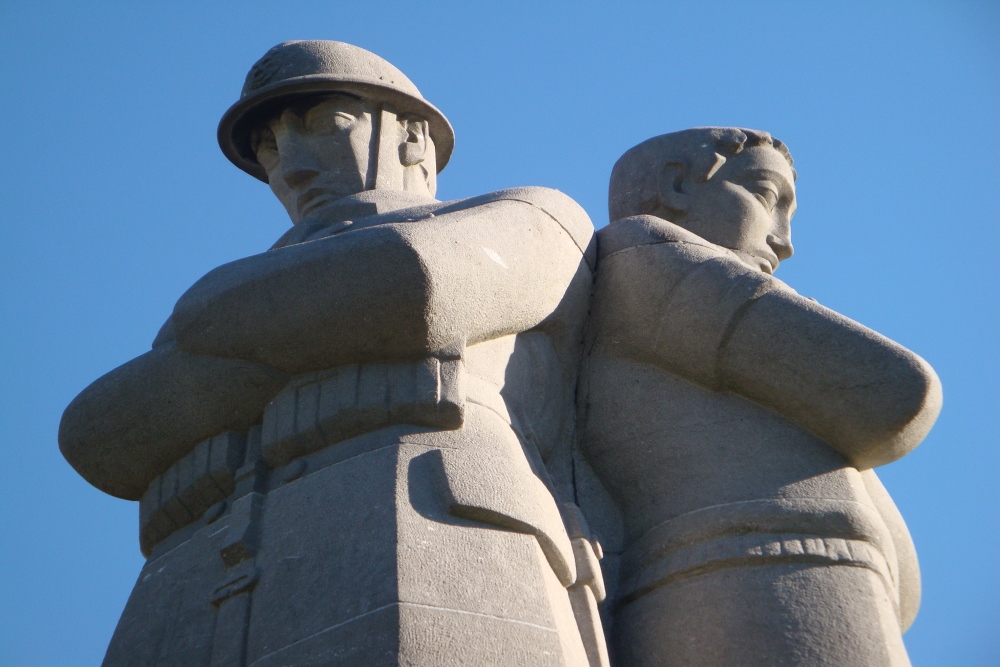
[399, 117, 430, 166]
[657, 160, 691, 217]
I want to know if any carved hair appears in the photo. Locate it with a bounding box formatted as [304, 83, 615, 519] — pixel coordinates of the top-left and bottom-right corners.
[608, 127, 796, 223]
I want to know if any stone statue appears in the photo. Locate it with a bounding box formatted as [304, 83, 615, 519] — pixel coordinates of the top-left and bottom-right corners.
[578, 127, 941, 665]
[60, 41, 609, 666]
[58, 41, 940, 666]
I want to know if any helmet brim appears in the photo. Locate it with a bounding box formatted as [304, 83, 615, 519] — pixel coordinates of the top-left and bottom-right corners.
[218, 74, 455, 183]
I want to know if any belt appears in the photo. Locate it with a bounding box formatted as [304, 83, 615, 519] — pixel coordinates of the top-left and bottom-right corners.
[139, 352, 465, 556]
[616, 498, 899, 607]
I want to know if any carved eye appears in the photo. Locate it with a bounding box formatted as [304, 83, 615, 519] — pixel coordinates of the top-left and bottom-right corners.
[307, 108, 357, 134]
[747, 182, 779, 211]
[331, 112, 357, 131]
[251, 128, 279, 171]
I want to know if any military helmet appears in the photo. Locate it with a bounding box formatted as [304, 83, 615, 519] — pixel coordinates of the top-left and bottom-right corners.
[218, 40, 455, 182]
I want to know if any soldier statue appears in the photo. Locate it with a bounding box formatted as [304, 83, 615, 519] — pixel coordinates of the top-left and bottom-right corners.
[61, 41, 608, 666]
[579, 127, 940, 666]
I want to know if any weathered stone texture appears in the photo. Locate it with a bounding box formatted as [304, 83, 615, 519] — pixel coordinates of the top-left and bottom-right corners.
[60, 47, 937, 667]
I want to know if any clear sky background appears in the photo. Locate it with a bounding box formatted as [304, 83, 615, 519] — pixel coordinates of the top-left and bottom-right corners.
[1, 1, 996, 665]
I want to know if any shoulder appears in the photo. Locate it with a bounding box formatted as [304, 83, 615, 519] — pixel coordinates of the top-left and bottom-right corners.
[597, 215, 724, 260]
[437, 187, 596, 267]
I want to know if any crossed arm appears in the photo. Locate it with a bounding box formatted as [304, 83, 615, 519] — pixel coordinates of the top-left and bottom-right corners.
[593, 215, 942, 470]
[60, 197, 593, 499]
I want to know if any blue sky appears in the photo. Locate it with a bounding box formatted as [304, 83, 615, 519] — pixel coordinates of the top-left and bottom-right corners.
[1, 1, 997, 664]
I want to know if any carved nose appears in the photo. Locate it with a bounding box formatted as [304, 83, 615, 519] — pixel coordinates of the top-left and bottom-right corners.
[767, 234, 794, 261]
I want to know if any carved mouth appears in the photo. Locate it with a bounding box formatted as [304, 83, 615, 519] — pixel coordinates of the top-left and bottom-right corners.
[297, 188, 332, 217]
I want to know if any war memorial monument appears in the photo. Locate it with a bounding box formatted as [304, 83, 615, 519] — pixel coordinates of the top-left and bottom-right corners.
[59, 41, 942, 666]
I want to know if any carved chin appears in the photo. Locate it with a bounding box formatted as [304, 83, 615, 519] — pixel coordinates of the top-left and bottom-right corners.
[731, 251, 772, 274]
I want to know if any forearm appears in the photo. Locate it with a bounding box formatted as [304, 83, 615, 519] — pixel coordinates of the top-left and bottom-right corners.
[172, 202, 589, 374]
[719, 286, 941, 468]
[595, 238, 941, 467]
[59, 343, 288, 499]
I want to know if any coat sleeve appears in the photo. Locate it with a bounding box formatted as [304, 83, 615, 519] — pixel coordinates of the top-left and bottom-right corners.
[172, 194, 593, 375]
[59, 343, 289, 499]
[720, 279, 941, 469]
[60, 190, 594, 499]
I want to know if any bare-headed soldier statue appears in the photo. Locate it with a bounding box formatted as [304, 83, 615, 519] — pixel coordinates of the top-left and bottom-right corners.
[579, 127, 940, 666]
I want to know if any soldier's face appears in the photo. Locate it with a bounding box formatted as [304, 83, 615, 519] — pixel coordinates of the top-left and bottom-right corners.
[251, 95, 374, 224]
[682, 145, 797, 274]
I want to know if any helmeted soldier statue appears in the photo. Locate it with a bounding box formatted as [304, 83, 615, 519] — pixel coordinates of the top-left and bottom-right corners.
[61, 41, 609, 667]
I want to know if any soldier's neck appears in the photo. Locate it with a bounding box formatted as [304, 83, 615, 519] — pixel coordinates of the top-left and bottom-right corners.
[315, 188, 439, 222]
[272, 189, 441, 250]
